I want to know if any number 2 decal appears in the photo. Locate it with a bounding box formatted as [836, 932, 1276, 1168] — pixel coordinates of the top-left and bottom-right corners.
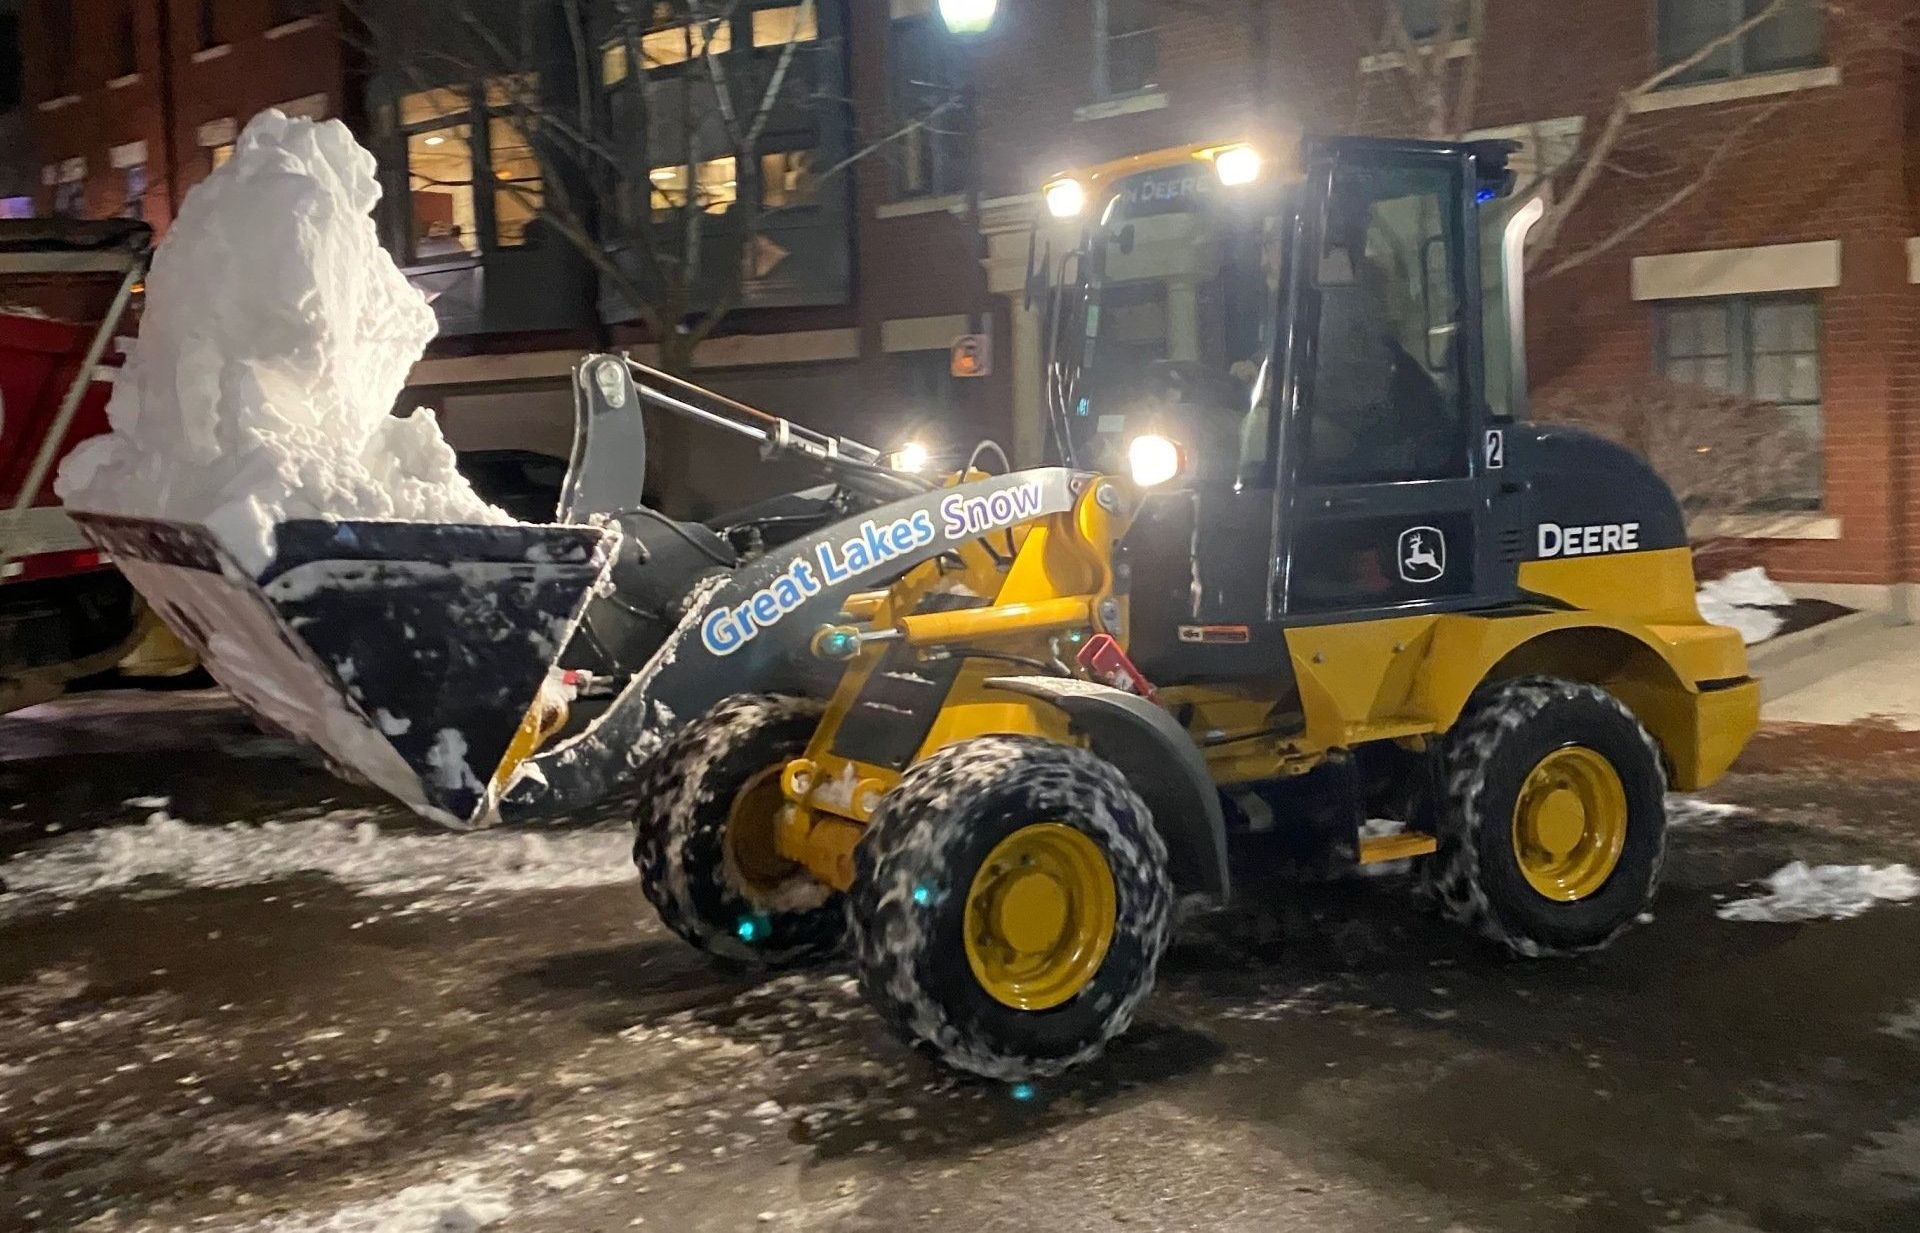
[1484, 428, 1504, 470]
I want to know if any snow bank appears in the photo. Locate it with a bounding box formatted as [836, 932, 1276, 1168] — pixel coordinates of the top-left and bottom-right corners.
[1700, 567, 1793, 609]
[1667, 794, 1746, 828]
[1697, 567, 1792, 646]
[0, 810, 633, 917]
[221, 1173, 510, 1233]
[1718, 860, 1920, 923]
[55, 110, 508, 575]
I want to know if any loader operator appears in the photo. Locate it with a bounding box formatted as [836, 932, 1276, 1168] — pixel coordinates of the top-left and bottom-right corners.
[1304, 173, 1455, 484]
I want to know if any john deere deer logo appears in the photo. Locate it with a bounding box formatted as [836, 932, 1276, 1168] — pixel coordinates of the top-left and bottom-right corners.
[1398, 526, 1445, 584]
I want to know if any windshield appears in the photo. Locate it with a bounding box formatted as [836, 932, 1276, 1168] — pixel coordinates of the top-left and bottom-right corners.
[1053, 169, 1293, 484]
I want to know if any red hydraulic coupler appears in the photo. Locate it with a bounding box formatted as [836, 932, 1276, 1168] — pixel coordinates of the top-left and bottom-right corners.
[1074, 633, 1163, 707]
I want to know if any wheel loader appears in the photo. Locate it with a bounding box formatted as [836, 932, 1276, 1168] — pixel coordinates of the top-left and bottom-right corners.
[79, 133, 1760, 1082]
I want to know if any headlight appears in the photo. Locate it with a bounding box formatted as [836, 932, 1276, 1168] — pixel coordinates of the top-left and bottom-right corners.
[1212, 143, 1262, 187]
[1127, 434, 1184, 487]
[1043, 177, 1086, 219]
[888, 441, 930, 473]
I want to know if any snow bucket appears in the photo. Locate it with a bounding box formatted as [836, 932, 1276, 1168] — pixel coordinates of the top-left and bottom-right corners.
[73, 512, 618, 827]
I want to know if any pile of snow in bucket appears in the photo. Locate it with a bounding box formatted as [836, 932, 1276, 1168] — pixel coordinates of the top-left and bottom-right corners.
[1718, 860, 1920, 923]
[55, 111, 508, 575]
[1696, 567, 1794, 645]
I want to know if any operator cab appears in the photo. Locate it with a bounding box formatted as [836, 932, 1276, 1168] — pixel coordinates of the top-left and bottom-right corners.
[1039, 134, 1544, 684]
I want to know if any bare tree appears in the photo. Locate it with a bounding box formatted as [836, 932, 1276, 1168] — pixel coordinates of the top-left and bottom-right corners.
[1534, 379, 1822, 569]
[1342, 0, 1916, 276]
[350, 0, 957, 375]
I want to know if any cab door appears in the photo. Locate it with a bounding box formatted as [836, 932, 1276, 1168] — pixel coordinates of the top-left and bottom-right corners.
[1276, 141, 1508, 621]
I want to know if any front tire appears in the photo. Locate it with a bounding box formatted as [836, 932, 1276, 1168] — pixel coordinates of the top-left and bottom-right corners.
[849, 736, 1173, 1081]
[633, 694, 844, 966]
[1425, 676, 1668, 956]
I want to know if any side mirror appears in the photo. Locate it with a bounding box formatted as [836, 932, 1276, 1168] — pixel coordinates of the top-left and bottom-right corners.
[1116, 223, 1136, 256]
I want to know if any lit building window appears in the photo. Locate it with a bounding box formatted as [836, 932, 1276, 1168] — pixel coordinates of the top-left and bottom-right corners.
[489, 118, 542, 246]
[642, 19, 730, 69]
[197, 118, 236, 175]
[408, 124, 478, 258]
[649, 157, 739, 215]
[400, 86, 469, 127]
[602, 41, 631, 86]
[761, 150, 817, 208]
[752, 5, 818, 46]
[398, 77, 546, 261]
[605, 3, 817, 83]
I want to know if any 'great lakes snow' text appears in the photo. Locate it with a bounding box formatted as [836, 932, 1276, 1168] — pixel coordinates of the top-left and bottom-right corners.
[699, 480, 1048, 656]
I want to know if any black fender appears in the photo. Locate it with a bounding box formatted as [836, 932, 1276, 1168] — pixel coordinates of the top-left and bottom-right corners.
[984, 675, 1230, 903]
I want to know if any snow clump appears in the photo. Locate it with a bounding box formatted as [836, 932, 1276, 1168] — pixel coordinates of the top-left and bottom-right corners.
[1718, 860, 1920, 923]
[56, 110, 508, 575]
[1696, 567, 1793, 646]
[0, 809, 634, 918]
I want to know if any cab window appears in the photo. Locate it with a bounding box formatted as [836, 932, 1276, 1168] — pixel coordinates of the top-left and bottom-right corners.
[1302, 162, 1466, 485]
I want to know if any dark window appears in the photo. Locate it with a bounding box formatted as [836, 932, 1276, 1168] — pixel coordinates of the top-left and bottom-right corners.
[1093, 0, 1158, 99]
[198, 0, 222, 49]
[1303, 162, 1467, 486]
[268, 0, 324, 26]
[0, 15, 21, 109]
[44, 0, 75, 94]
[1393, 0, 1470, 42]
[1657, 0, 1822, 85]
[889, 16, 968, 198]
[115, 5, 138, 78]
[1656, 295, 1823, 507]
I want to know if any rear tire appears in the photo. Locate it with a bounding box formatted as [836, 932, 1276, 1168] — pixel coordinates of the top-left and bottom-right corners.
[1425, 676, 1668, 956]
[633, 694, 843, 966]
[848, 736, 1173, 1081]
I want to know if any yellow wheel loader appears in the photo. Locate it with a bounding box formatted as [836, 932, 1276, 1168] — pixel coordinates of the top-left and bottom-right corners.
[82, 133, 1759, 1082]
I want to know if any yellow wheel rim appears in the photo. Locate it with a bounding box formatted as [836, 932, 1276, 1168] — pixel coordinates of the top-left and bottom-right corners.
[725, 765, 798, 895]
[963, 824, 1117, 1011]
[1510, 745, 1629, 902]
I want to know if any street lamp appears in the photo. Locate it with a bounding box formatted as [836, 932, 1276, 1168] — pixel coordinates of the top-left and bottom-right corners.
[937, 0, 998, 36]
[937, 0, 996, 335]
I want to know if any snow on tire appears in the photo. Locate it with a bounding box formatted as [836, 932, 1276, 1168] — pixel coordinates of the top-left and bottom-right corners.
[1424, 676, 1669, 957]
[632, 694, 843, 966]
[848, 735, 1173, 1081]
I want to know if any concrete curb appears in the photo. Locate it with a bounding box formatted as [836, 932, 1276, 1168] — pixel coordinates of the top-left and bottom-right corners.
[1750, 608, 1897, 702]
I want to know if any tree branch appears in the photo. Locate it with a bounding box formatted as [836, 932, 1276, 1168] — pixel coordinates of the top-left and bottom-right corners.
[1539, 97, 1788, 278]
[1531, 0, 1797, 262]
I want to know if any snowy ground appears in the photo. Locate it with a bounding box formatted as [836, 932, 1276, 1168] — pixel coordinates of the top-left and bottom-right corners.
[4, 693, 1920, 1233]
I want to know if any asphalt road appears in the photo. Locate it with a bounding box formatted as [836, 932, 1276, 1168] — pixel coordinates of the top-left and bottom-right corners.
[2, 691, 1918, 1233]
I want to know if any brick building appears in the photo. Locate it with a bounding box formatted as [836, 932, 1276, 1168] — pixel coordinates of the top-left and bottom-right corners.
[14, 0, 1920, 606]
[20, 0, 338, 230]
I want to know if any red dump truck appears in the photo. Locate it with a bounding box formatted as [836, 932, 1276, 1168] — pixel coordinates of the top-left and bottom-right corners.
[0, 219, 162, 713]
